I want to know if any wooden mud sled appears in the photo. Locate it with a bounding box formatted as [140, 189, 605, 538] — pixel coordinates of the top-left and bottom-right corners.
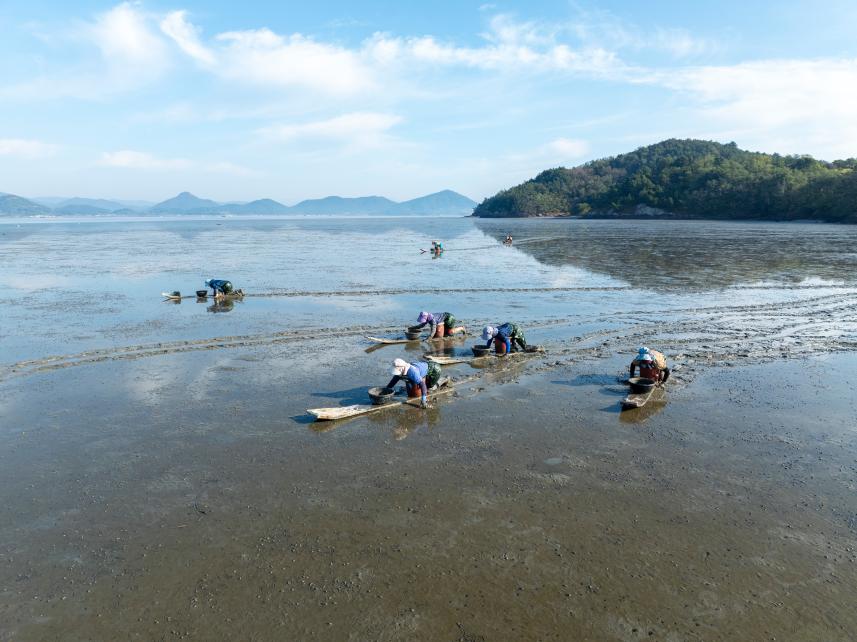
[308, 378, 454, 422]
[425, 345, 545, 366]
[621, 377, 663, 409]
[365, 336, 416, 345]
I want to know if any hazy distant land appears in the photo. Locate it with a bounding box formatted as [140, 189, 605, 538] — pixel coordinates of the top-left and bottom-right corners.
[0, 189, 477, 217]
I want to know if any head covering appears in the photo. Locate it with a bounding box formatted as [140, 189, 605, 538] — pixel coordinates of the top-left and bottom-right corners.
[391, 358, 410, 376]
[639, 353, 653, 362]
[417, 311, 429, 324]
[482, 325, 497, 341]
[637, 346, 650, 358]
[205, 279, 212, 287]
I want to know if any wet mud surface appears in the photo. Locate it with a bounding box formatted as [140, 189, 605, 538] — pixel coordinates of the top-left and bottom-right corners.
[2, 217, 857, 639]
[2, 352, 857, 641]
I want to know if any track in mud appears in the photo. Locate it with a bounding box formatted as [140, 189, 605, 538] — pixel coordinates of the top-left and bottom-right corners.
[5, 290, 857, 387]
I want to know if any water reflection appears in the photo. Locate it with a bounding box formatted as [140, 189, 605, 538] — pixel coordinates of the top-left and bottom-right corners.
[475, 218, 857, 291]
[207, 299, 237, 313]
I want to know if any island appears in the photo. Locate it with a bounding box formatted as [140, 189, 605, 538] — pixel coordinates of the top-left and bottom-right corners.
[473, 139, 857, 223]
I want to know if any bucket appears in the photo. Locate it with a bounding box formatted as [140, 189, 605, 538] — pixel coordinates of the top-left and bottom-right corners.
[368, 386, 396, 405]
[405, 330, 422, 340]
[629, 377, 656, 394]
[472, 345, 491, 357]
[494, 337, 508, 355]
[196, 289, 208, 297]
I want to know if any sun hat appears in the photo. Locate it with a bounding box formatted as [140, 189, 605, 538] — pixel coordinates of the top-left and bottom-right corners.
[417, 311, 429, 324]
[205, 279, 212, 287]
[640, 353, 653, 362]
[391, 358, 410, 376]
[637, 346, 650, 357]
[482, 325, 496, 341]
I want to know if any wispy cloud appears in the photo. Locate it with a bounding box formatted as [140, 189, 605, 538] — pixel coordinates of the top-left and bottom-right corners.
[365, 15, 624, 75]
[159, 10, 215, 65]
[91, 2, 167, 66]
[0, 138, 59, 158]
[99, 150, 256, 175]
[259, 112, 403, 149]
[504, 137, 590, 167]
[215, 29, 376, 95]
[2, 2, 170, 100]
[648, 58, 857, 158]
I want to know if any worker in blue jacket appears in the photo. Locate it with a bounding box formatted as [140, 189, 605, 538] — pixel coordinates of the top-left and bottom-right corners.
[386, 358, 441, 408]
[205, 278, 233, 298]
[482, 323, 527, 353]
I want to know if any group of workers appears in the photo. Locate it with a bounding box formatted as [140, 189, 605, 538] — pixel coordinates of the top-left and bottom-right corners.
[207, 238, 671, 413]
[389, 310, 670, 408]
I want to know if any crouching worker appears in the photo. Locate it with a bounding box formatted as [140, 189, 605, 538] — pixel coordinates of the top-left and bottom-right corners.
[414, 311, 466, 339]
[205, 278, 243, 299]
[387, 358, 441, 409]
[630, 346, 671, 385]
[482, 322, 527, 354]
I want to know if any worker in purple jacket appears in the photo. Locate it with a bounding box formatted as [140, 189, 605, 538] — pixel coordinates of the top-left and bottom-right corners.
[386, 358, 441, 408]
[413, 311, 466, 339]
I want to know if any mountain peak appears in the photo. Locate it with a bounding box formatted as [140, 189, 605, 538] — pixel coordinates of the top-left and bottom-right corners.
[151, 192, 221, 212]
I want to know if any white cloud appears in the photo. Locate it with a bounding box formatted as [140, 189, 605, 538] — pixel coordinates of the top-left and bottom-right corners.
[0, 138, 59, 158]
[260, 112, 403, 149]
[215, 28, 375, 95]
[544, 137, 590, 159]
[99, 150, 256, 175]
[100, 150, 191, 170]
[651, 58, 857, 159]
[89, 2, 169, 70]
[160, 10, 215, 65]
[651, 28, 715, 59]
[364, 15, 624, 75]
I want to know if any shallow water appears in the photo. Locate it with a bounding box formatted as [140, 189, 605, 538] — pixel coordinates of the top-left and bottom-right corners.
[2, 216, 857, 640]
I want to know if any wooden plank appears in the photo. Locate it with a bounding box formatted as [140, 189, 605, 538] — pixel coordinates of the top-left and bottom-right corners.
[621, 388, 655, 409]
[425, 346, 545, 365]
[365, 336, 416, 345]
[308, 379, 454, 421]
[425, 355, 473, 365]
[161, 292, 182, 300]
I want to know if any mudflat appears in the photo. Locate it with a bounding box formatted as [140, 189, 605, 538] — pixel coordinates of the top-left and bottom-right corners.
[2, 217, 857, 640]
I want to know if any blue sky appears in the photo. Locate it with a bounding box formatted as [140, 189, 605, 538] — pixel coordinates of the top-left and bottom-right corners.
[2, 0, 857, 203]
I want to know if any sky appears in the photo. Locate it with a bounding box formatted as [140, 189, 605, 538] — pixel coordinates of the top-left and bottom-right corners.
[2, 0, 857, 204]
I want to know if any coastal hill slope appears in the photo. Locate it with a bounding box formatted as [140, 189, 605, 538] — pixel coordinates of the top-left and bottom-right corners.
[0, 193, 51, 215]
[473, 139, 857, 223]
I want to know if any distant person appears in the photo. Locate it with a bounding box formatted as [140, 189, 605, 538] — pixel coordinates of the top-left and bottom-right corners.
[430, 240, 444, 254]
[413, 311, 467, 339]
[387, 358, 441, 408]
[482, 323, 527, 353]
[504, 234, 513, 245]
[630, 347, 670, 384]
[205, 278, 243, 299]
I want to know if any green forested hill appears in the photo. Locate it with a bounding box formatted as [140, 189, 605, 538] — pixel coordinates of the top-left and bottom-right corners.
[473, 139, 857, 222]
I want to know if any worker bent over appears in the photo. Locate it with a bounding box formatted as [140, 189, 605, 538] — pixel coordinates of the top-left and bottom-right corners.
[414, 311, 466, 339]
[387, 358, 442, 409]
[630, 347, 671, 385]
[482, 323, 527, 353]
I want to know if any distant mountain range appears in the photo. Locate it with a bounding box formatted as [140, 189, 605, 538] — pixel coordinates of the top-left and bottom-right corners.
[0, 189, 477, 217]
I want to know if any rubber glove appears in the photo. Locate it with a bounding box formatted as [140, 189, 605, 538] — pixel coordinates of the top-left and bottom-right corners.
[420, 395, 428, 409]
